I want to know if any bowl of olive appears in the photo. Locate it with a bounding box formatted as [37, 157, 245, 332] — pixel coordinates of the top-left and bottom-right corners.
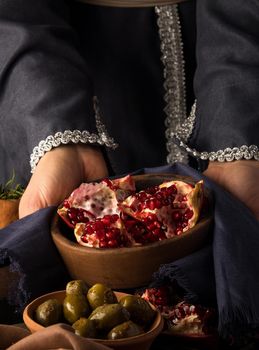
[23, 280, 164, 350]
[51, 173, 213, 289]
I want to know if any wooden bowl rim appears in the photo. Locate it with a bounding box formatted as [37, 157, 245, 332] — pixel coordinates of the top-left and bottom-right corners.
[23, 290, 164, 343]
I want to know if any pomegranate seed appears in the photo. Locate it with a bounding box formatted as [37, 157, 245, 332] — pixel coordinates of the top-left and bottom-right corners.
[95, 221, 105, 230]
[137, 191, 148, 201]
[146, 199, 156, 210]
[101, 216, 111, 226]
[63, 200, 70, 208]
[105, 231, 114, 239]
[96, 229, 105, 239]
[166, 185, 177, 195]
[81, 236, 88, 243]
[162, 198, 170, 206]
[172, 211, 181, 221]
[85, 226, 94, 234]
[181, 222, 188, 229]
[107, 240, 118, 248]
[99, 241, 108, 248]
[184, 209, 194, 220]
[145, 186, 158, 195]
[111, 214, 119, 223]
[175, 228, 183, 235]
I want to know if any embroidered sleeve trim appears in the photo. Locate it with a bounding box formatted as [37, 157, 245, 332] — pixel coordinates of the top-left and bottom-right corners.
[175, 137, 259, 162]
[30, 98, 118, 173]
[170, 100, 259, 162]
[156, 5, 190, 165]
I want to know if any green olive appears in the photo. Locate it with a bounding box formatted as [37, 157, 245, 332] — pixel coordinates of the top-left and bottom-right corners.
[72, 317, 97, 338]
[35, 298, 62, 327]
[87, 283, 117, 310]
[107, 320, 144, 340]
[89, 303, 130, 331]
[63, 294, 91, 324]
[66, 280, 88, 296]
[119, 295, 156, 327]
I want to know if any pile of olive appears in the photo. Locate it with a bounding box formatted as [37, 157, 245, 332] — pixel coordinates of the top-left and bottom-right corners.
[34, 280, 157, 340]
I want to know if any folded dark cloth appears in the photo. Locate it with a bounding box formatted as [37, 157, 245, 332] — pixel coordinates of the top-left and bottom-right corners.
[1, 163, 259, 339]
[0, 206, 70, 318]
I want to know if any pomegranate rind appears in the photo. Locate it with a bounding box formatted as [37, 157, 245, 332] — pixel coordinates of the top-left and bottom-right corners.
[161, 180, 204, 236]
[57, 175, 135, 228]
[70, 182, 119, 216]
[120, 180, 204, 238]
[168, 312, 204, 336]
[111, 175, 136, 192]
[57, 206, 74, 229]
[184, 180, 204, 227]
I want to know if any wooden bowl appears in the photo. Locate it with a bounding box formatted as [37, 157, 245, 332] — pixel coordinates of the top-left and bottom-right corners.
[23, 290, 164, 350]
[0, 198, 19, 229]
[51, 174, 213, 289]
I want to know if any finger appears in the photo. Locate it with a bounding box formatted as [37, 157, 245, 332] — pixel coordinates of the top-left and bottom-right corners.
[19, 181, 49, 218]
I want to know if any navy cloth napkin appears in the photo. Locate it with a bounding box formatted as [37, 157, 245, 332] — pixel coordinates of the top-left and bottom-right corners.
[1, 163, 259, 337]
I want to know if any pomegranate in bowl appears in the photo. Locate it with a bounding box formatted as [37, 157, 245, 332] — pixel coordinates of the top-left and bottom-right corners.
[51, 174, 213, 289]
[58, 174, 205, 248]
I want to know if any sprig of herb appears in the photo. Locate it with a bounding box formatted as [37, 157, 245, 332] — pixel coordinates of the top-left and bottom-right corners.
[0, 172, 24, 200]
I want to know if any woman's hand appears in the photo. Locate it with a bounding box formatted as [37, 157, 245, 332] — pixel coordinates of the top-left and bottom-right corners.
[204, 160, 259, 219]
[19, 145, 109, 218]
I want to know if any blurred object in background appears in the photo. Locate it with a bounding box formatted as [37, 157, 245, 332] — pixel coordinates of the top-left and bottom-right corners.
[0, 173, 24, 229]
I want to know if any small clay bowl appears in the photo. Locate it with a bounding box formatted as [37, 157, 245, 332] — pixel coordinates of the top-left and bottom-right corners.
[23, 290, 164, 350]
[51, 174, 213, 289]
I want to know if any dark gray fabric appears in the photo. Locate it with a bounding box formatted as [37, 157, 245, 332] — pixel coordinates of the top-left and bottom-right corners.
[0, 0, 196, 186]
[191, 0, 259, 152]
[0, 0, 96, 185]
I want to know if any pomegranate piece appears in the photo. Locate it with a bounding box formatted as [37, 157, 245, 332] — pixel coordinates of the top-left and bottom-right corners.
[74, 214, 135, 248]
[141, 286, 171, 308]
[122, 213, 167, 244]
[164, 301, 216, 336]
[102, 175, 136, 201]
[120, 180, 204, 238]
[141, 287, 216, 336]
[58, 175, 135, 228]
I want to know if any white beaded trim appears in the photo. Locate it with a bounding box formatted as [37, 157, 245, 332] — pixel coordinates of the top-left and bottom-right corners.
[175, 139, 259, 162]
[30, 99, 118, 173]
[156, 4, 191, 165]
[170, 100, 259, 162]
